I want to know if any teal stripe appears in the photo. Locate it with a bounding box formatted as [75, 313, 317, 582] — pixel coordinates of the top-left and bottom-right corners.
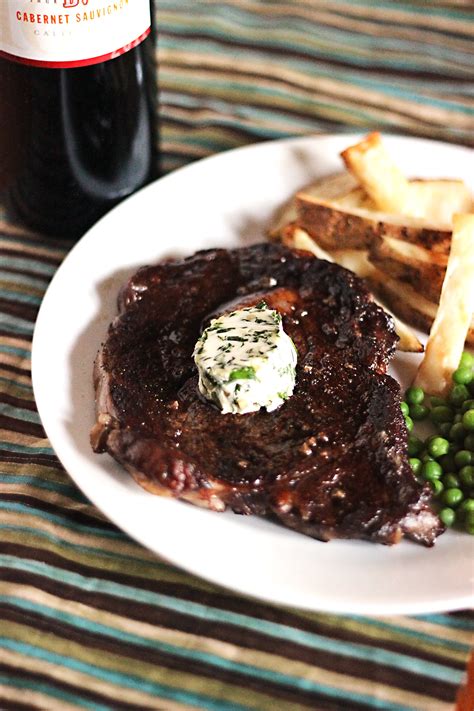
[0, 638, 252, 711]
[0, 289, 41, 306]
[0, 524, 163, 566]
[161, 36, 474, 112]
[421, 614, 474, 632]
[0, 555, 463, 685]
[0, 672, 108, 711]
[331, 0, 473, 20]
[0, 503, 123, 540]
[159, 0, 474, 24]
[162, 72, 382, 123]
[0, 314, 34, 334]
[0, 256, 56, 277]
[0, 375, 33, 392]
[0, 404, 41, 425]
[0, 269, 49, 289]
[162, 90, 395, 134]
[350, 615, 471, 653]
[162, 7, 474, 64]
[161, 23, 471, 73]
[0, 345, 31, 359]
[0, 442, 53, 455]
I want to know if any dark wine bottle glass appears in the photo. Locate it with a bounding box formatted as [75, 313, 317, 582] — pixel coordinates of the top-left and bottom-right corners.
[0, 0, 158, 240]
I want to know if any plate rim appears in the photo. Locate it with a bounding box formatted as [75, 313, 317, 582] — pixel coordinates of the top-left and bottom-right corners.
[32, 132, 474, 615]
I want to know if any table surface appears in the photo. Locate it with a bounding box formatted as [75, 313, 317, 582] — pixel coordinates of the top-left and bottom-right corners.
[1, 1, 474, 709]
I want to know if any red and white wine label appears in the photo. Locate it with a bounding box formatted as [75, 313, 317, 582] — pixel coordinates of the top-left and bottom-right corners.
[0, 0, 151, 68]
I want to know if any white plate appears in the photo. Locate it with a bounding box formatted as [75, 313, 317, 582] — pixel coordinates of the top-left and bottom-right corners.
[32, 134, 474, 615]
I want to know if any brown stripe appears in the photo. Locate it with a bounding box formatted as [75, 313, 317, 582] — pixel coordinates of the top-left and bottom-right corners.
[0, 496, 116, 532]
[0, 452, 62, 468]
[0, 598, 460, 707]
[0, 559, 464, 702]
[0, 662, 150, 711]
[0, 605, 385, 711]
[0, 540, 468, 673]
[0, 331, 33, 342]
[0, 298, 38, 324]
[162, 30, 473, 81]
[0, 265, 50, 284]
[0, 394, 37, 413]
[162, 63, 473, 129]
[0, 363, 31, 377]
[0, 415, 45, 440]
[0, 700, 44, 711]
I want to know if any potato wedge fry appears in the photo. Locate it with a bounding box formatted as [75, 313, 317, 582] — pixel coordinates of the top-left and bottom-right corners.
[296, 193, 452, 252]
[414, 214, 474, 395]
[269, 172, 359, 239]
[369, 235, 448, 303]
[281, 225, 423, 353]
[408, 179, 472, 226]
[341, 134, 472, 223]
[341, 132, 412, 215]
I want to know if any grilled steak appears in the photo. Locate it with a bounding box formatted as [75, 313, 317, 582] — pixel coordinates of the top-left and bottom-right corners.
[91, 243, 443, 546]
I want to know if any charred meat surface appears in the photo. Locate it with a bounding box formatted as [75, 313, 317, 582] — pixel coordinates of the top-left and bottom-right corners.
[91, 243, 443, 545]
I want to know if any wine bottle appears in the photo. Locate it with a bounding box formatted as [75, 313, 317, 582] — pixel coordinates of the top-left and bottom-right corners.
[0, 0, 158, 239]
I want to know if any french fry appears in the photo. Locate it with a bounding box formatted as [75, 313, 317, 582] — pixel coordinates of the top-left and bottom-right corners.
[341, 132, 412, 215]
[341, 134, 472, 223]
[282, 225, 423, 353]
[414, 214, 474, 395]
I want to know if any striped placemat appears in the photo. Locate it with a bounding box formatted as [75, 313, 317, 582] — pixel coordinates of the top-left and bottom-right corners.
[157, 0, 474, 173]
[1, 1, 474, 709]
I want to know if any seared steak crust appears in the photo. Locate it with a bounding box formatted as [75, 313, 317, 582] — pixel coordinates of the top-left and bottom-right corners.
[92, 243, 443, 545]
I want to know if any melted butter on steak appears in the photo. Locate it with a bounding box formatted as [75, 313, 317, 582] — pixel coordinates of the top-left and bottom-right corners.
[194, 301, 297, 414]
[91, 243, 444, 546]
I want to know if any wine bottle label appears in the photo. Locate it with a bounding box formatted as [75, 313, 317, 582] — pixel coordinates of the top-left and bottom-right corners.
[0, 0, 151, 68]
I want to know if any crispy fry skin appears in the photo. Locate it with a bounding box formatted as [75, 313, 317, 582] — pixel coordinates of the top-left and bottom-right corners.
[414, 214, 474, 395]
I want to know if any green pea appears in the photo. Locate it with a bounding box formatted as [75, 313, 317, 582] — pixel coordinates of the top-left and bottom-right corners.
[449, 423, 465, 442]
[430, 479, 444, 496]
[452, 366, 473, 385]
[408, 436, 424, 457]
[459, 498, 474, 515]
[449, 384, 470, 407]
[459, 465, 474, 487]
[442, 487, 464, 507]
[461, 399, 474, 413]
[427, 437, 449, 459]
[440, 453, 456, 472]
[431, 406, 454, 424]
[439, 507, 456, 527]
[410, 403, 429, 421]
[404, 415, 414, 432]
[462, 410, 474, 431]
[443, 473, 460, 489]
[431, 396, 447, 407]
[459, 351, 474, 369]
[464, 433, 474, 451]
[437, 422, 452, 437]
[421, 461, 443, 481]
[400, 401, 409, 417]
[421, 452, 434, 463]
[409, 458, 422, 476]
[454, 450, 473, 468]
[464, 511, 474, 535]
[406, 386, 424, 405]
[454, 413, 463, 424]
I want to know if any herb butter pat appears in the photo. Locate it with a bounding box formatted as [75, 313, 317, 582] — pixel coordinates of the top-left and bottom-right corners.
[193, 302, 297, 414]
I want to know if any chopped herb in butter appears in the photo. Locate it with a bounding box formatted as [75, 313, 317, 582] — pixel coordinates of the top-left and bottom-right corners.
[193, 302, 297, 414]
